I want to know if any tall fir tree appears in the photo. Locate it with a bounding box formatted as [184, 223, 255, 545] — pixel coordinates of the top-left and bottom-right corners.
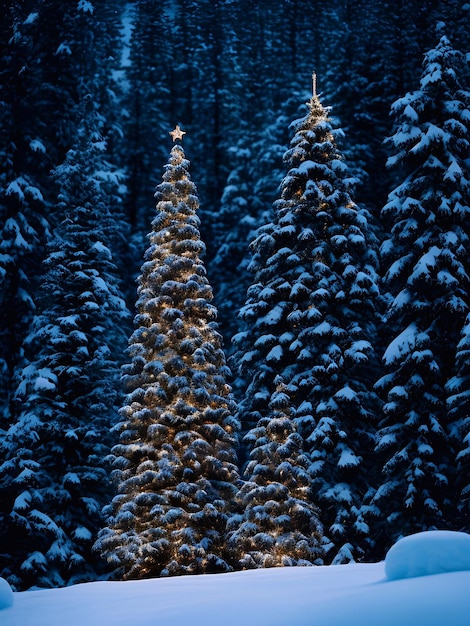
[233, 84, 381, 564]
[96, 137, 240, 579]
[372, 32, 470, 555]
[0, 0, 128, 587]
[0, 2, 52, 431]
[0, 96, 129, 590]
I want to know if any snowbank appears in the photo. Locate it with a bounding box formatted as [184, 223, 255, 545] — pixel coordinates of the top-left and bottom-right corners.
[0, 577, 14, 610]
[385, 530, 470, 580]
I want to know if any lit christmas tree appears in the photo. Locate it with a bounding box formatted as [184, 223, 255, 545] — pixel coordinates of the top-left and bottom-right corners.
[96, 130, 240, 579]
[226, 381, 324, 568]
[233, 78, 381, 563]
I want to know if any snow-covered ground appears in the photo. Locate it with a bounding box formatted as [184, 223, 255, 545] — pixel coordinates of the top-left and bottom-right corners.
[1, 531, 469, 626]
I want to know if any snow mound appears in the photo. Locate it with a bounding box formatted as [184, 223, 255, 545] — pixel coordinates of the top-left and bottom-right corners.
[385, 530, 470, 581]
[0, 577, 14, 610]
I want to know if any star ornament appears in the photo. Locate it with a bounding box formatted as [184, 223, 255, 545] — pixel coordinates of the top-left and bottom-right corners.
[169, 125, 186, 142]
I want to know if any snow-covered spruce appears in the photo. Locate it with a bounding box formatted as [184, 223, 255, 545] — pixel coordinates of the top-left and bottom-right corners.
[233, 91, 382, 563]
[0, 95, 129, 590]
[372, 32, 470, 552]
[95, 144, 240, 579]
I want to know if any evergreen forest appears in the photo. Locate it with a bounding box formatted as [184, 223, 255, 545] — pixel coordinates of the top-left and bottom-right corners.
[0, 0, 469, 590]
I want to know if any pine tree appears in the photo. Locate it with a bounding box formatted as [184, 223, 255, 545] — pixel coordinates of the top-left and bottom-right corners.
[233, 85, 381, 564]
[96, 137, 240, 579]
[372, 32, 470, 554]
[0, 96, 129, 589]
[226, 382, 324, 568]
[0, 2, 52, 430]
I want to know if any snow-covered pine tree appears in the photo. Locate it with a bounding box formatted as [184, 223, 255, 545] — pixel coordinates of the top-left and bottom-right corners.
[226, 381, 324, 568]
[372, 31, 470, 554]
[233, 83, 381, 564]
[0, 2, 52, 437]
[95, 137, 240, 579]
[0, 95, 129, 590]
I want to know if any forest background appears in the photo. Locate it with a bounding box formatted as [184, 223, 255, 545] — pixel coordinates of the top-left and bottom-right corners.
[0, 0, 469, 591]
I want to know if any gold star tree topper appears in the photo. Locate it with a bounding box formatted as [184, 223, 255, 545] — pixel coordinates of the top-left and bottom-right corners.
[169, 125, 186, 142]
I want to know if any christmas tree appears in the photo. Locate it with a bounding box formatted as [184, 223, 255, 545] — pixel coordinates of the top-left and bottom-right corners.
[233, 79, 381, 563]
[96, 130, 240, 579]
